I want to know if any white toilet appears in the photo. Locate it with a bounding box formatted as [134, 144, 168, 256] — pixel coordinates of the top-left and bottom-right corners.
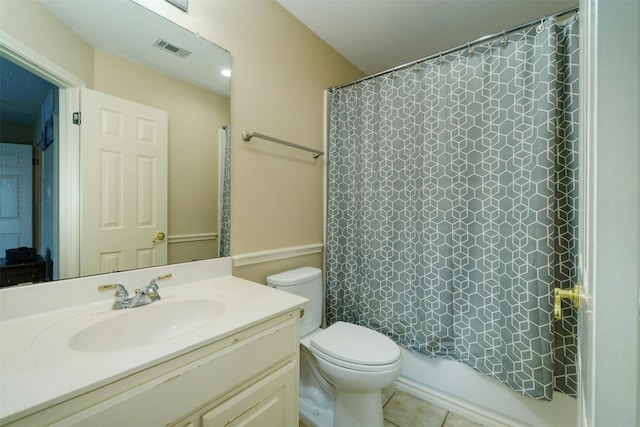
[267, 267, 401, 427]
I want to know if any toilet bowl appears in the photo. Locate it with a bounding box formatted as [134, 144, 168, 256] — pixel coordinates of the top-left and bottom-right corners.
[299, 337, 336, 426]
[267, 267, 401, 427]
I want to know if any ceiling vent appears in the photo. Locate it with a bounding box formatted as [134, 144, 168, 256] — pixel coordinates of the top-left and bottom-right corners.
[152, 38, 192, 58]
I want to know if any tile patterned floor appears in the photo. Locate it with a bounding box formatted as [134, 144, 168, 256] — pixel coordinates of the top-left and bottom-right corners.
[299, 387, 486, 427]
[382, 389, 484, 427]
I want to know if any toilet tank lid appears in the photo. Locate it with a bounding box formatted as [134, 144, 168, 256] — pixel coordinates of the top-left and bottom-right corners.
[266, 267, 321, 286]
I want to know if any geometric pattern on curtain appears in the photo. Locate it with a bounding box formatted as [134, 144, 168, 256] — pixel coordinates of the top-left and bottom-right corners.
[552, 15, 579, 396]
[218, 125, 231, 257]
[326, 15, 579, 400]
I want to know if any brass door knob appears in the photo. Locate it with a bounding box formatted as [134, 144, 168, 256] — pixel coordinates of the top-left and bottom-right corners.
[152, 232, 166, 243]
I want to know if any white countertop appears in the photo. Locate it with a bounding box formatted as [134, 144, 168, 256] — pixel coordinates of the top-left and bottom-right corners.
[0, 260, 307, 424]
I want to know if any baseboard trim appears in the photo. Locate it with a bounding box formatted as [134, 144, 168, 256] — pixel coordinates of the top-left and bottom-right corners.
[231, 243, 323, 267]
[393, 377, 523, 427]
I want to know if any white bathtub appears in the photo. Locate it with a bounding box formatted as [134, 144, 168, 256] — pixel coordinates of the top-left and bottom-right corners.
[395, 348, 577, 427]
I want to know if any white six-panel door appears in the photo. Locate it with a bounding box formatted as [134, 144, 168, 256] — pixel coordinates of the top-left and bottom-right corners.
[79, 87, 168, 276]
[0, 143, 32, 255]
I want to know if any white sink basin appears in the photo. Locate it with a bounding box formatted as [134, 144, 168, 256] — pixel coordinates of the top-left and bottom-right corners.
[71, 299, 225, 352]
[33, 299, 225, 353]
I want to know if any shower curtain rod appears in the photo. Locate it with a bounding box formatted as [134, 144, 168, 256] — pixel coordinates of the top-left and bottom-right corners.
[329, 5, 579, 91]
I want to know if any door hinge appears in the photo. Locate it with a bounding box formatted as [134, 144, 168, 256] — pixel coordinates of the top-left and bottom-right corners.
[32, 158, 40, 166]
[73, 112, 81, 125]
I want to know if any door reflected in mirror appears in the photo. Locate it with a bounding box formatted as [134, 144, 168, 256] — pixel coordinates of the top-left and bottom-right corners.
[0, 0, 231, 287]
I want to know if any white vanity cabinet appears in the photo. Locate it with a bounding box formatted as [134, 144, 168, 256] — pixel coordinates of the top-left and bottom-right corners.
[174, 360, 297, 426]
[6, 310, 301, 427]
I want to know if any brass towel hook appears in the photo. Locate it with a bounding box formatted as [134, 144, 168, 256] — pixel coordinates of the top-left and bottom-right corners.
[554, 284, 580, 319]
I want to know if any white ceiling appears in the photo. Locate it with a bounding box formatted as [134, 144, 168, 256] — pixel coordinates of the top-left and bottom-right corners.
[37, 1, 579, 92]
[276, 0, 578, 75]
[2, 0, 232, 135]
[10, 0, 579, 125]
[39, 0, 231, 97]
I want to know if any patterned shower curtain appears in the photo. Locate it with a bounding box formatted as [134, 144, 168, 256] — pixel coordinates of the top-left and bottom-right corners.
[219, 126, 231, 257]
[326, 15, 579, 400]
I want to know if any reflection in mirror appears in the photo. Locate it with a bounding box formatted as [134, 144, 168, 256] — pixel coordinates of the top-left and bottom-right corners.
[0, 0, 231, 287]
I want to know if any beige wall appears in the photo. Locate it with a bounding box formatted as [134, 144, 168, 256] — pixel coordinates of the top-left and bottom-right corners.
[0, 0, 94, 86]
[1, 0, 363, 284]
[141, 0, 363, 283]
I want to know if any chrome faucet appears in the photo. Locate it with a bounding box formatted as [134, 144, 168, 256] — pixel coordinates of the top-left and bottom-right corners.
[97, 282, 130, 310]
[98, 273, 172, 310]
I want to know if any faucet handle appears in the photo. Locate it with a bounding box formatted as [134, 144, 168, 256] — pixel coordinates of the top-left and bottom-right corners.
[98, 283, 127, 294]
[134, 273, 171, 301]
[98, 283, 129, 309]
[149, 273, 172, 289]
[154, 273, 173, 283]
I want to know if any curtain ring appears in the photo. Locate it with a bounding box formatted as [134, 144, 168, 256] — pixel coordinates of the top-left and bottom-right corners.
[412, 61, 421, 72]
[467, 42, 474, 56]
[537, 17, 545, 33]
[500, 30, 508, 46]
[438, 53, 445, 65]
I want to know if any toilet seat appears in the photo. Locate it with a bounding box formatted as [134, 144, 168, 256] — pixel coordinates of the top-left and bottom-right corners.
[309, 322, 401, 372]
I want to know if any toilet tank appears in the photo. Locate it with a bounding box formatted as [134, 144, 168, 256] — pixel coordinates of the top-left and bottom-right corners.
[266, 267, 322, 337]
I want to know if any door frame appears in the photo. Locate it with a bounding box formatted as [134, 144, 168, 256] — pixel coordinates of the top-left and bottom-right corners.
[578, 0, 639, 425]
[0, 31, 84, 279]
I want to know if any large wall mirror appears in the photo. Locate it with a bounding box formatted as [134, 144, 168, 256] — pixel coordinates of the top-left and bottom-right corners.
[0, 0, 231, 286]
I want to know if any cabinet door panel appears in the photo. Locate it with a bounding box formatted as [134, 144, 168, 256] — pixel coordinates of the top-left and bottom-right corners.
[202, 361, 297, 427]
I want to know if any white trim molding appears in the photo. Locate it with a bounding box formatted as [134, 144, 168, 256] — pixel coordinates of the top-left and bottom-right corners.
[1, 30, 85, 280]
[167, 233, 218, 244]
[232, 243, 323, 267]
[393, 377, 521, 427]
[0, 31, 85, 88]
